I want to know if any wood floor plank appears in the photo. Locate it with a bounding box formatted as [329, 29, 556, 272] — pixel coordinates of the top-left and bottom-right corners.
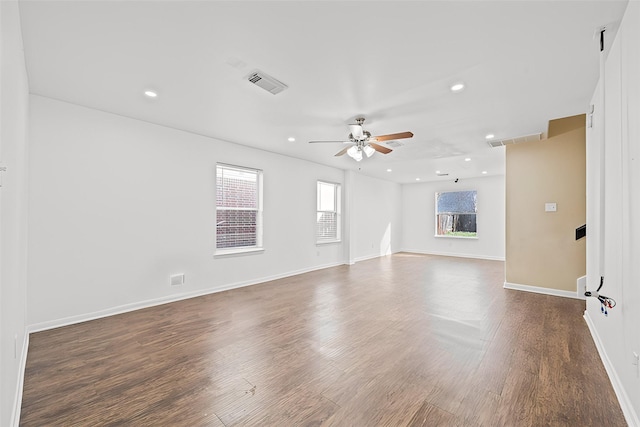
[407, 401, 464, 427]
[320, 371, 427, 427]
[236, 384, 339, 427]
[457, 388, 502, 427]
[20, 254, 626, 426]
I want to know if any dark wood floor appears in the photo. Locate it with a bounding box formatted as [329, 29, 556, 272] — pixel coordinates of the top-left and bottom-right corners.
[20, 253, 626, 426]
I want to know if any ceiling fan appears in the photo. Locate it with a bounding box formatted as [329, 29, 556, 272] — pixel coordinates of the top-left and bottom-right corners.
[309, 117, 413, 161]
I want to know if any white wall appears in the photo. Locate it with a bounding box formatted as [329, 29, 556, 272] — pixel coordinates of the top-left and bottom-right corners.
[0, 1, 30, 425]
[27, 96, 347, 329]
[585, 2, 640, 425]
[349, 172, 402, 263]
[401, 175, 505, 261]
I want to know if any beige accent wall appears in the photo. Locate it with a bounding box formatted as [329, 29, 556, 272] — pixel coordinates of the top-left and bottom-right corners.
[506, 114, 586, 292]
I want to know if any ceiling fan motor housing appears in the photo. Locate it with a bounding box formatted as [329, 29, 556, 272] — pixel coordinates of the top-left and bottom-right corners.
[349, 130, 371, 143]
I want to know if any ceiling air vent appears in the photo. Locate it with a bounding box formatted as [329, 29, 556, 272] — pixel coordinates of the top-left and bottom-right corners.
[488, 132, 542, 148]
[385, 141, 404, 148]
[246, 70, 288, 95]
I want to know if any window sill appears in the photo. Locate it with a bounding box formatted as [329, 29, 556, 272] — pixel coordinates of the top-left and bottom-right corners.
[214, 247, 264, 258]
[434, 235, 478, 240]
[316, 240, 342, 246]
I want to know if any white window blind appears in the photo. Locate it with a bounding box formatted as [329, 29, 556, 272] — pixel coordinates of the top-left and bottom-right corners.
[317, 181, 341, 243]
[216, 164, 263, 251]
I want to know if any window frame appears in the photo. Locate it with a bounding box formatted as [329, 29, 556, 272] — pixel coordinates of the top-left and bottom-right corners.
[215, 163, 264, 256]
[316, 180, 342, 245]
[434, 189, 478, 239]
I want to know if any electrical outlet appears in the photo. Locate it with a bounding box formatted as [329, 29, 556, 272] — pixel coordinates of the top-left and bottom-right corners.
[170, 273, 185, 286]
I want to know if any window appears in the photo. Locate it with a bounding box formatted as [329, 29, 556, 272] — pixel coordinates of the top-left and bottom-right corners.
[216, 164, 263, 253]
[317, 181, 341, 243]
[435, 190, 477, 238]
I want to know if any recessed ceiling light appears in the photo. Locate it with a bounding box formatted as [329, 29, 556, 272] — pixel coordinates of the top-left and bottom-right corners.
[464, 157, 471, 162]
[144, 90, 158, 98]
[482, 171, 488, 174]
[485, 133, 495, 140]
[287, 137, 296, 142]
[416, 178, 421, 181]
[386, 169, 392, 172]
[450, 82, 465, 92]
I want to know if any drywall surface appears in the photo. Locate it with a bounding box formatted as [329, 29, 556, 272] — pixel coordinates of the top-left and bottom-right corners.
[27, 96, 350, 328]
[401, 175, 505, 260]
[1, 1, 30, 425]
[505, 115, 586, 292]
[586, 2, 640, 424]
[349, 173, 402, 262]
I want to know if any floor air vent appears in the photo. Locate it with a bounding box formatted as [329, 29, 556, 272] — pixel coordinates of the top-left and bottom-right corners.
[488, 132, 542, 147]
[246, 70, 288, 95]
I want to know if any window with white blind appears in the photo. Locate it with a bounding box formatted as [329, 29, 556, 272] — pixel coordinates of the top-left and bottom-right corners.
[317, 181, 341, 243]
[216, 164, 263, 254]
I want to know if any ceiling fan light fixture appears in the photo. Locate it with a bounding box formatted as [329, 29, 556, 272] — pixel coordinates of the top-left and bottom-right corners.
[363, 145, 375, 157]
[347, 145, 363, 161]
[310, 117, 410, 160]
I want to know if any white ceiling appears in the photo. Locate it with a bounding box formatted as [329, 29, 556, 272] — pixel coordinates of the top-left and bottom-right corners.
[18, 0, 628, 184]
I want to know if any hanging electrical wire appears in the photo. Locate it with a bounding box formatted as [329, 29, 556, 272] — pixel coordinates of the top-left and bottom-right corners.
[585, 276, 616, 316]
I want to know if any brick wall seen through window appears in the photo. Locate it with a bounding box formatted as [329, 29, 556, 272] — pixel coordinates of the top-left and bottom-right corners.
[216, 164, 262, 250]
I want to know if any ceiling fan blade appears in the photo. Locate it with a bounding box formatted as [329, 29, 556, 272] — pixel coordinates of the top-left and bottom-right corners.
[334, 146, 351, 157]
[371, 131, 414, 142]
[370, 142, 392, 154]
[309, 140, 350, 144]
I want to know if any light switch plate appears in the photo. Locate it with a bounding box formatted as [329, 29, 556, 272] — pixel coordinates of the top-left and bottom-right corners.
[545, 203, 557, 212]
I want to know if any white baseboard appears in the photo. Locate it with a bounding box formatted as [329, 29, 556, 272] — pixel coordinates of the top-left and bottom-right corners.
[348, 250, 403, 265]
[350, 253, 389, 264]
[28, 261, 345, 333]
[503, 282, 582, 299]
[400, 249, 505, 262]
[584, 311, 640, 427]
[11, 332, 29, 427]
